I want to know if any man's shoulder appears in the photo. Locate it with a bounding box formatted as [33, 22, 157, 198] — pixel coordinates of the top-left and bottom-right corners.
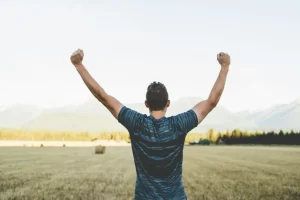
[166, 110, 198, 133]
[118, 107, 150, 134]
[167, 109, 197, 122]
[118, 106, 147, 123]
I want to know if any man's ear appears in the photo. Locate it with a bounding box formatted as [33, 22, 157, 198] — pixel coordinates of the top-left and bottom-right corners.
[145, 101, 149, 108]
[166, 100, 170, 108]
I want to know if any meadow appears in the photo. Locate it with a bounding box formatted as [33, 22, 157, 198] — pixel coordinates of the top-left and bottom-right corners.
[0, 146, 300, 200]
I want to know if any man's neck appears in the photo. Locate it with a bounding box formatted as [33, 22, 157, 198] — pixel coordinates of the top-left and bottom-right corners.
[150, 110, 166, 120]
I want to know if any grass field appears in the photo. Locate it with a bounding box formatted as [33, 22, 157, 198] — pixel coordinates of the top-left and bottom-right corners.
[0, 146, 300, 200]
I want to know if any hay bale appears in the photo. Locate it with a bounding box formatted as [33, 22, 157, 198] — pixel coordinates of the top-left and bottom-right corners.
[95, 145, 106, 154]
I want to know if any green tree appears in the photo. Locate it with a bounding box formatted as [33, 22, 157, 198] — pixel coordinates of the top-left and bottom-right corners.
[207, 129, 215, 141]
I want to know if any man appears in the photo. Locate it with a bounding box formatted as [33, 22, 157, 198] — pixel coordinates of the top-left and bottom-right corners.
[70, 49, 230, 200]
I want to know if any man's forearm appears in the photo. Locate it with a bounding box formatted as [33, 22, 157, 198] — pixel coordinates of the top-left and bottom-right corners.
[207, 68, 229, 107]
[75, 64, 108, 102]
[70, 49, 123, 119]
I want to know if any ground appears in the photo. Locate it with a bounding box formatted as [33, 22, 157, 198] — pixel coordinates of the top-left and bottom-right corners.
[0, 146, 300, 200]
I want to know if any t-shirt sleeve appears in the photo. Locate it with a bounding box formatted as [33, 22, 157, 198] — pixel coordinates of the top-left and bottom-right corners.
[174, 109, 198, 135]
[117, 106, 144, 133]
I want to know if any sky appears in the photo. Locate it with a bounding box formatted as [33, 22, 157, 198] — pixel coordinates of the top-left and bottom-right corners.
[0, 0, 299, 112]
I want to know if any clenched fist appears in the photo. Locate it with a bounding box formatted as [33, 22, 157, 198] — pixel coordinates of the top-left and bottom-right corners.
[70, 49, 84, 67]
[217, 52, 230, 68]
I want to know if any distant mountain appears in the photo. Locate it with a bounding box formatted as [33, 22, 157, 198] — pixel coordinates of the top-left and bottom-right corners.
[22, 112, 125, 132]
[248, 99, 300, 131]
[0, 97, 299, 132]
[0, 104, 42, 128]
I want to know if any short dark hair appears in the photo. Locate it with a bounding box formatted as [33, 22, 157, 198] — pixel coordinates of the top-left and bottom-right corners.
[146, 81, 169, 111]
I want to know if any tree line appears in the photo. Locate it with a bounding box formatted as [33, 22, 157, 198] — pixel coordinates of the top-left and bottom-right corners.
[218, 129, 300, 145]
[0, 128, 131, 142]
[0, 128, 299, 145]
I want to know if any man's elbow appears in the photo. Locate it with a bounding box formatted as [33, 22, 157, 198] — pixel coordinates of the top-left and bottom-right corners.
[207, 99, 218, 109]
[97, 94, 116, 110]
[94, 89, 109, 105]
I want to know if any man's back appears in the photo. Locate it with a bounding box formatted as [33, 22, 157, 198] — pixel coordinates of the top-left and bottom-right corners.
[118, 106, 198, 200]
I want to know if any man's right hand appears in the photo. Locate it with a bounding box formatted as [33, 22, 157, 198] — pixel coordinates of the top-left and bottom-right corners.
[217, 52, 230, 69]
[70, 49, 84, 67]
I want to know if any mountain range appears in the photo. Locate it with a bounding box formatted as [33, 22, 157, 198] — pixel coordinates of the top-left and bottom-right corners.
[0, 97, 299, 133]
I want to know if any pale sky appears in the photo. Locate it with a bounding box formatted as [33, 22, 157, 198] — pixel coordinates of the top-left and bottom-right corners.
[0, 0, 299, 112]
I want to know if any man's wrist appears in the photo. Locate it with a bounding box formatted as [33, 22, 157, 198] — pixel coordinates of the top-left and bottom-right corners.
[220, 66, 229, 73]
[75, 63, 85, 72]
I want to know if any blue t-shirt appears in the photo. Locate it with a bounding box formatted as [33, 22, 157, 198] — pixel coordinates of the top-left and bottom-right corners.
[118, 106, 198, 200]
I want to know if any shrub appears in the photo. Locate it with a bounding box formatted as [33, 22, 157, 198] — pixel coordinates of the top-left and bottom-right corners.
[198, 139, 211, 145]
[40, 144, 44, 147]
[91, 138, 98, 142]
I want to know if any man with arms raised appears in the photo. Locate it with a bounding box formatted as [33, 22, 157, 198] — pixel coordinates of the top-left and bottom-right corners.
[70, 49, 230, 200]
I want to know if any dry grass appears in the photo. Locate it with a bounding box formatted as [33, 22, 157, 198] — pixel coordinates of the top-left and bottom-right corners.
[0, 146, 300, 200]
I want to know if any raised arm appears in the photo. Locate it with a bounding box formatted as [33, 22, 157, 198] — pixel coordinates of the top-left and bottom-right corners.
[192, 52, 230, 124]
[70, 49, 123, 119]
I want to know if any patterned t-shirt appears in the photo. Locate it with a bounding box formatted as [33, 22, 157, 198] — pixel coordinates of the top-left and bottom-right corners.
[118, 106, 198, 200]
